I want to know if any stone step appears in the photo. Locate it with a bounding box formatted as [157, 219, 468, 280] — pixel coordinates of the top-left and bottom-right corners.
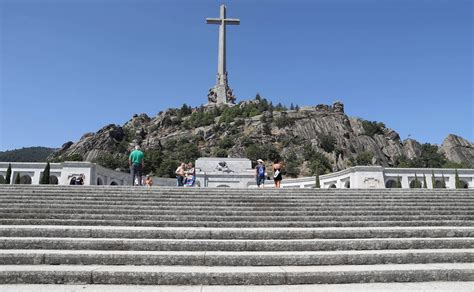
[2, 218, 472, 227]
[2, 201, 472, 210]
[1, 263, 472, 285]
[2, 282, 474, 292]
[3, 185, 470, 193]
[1, 249, 472, 266]
[2, 186, 472, 194]
[1, 212, 472, 222]
[2, 200, 471, 209]
[2, 192, 472, 199]
[2, 237, 472, 251]
[1, 192, 471, 198]
[2, 226, 473, 239]
[5, 202, 474, 211]
[3, 208, 471, 217]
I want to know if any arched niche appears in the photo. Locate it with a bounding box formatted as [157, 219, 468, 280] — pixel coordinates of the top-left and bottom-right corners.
[20, 175, 32, 185]
[459, 180, 469, 189]
[434, 180, 445, 188]
[409, 179, 422, 188]
[385, 180, 397, 188]
[49, 175, 59, 185]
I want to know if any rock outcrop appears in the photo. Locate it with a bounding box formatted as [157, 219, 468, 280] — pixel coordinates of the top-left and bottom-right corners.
[49, 100, 474, 174]
[440, 134, 474, 168]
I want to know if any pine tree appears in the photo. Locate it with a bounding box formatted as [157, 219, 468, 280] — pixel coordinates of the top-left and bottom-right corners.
[40, 162, 51, 185]
[5, 163, 12, 184]
[455, 169, 461, 189]
[15, 172, 21, 184]
[315, 167, 320, 188]
[290, 103, 295, 110]
[423, 174, 427, 189]
[431, 170, 436, 189]
[396, 176, 402, 188]
[412, 173, 421, 188]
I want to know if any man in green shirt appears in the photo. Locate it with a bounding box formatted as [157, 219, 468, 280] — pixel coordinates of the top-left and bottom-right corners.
[129, 145, 145, 186]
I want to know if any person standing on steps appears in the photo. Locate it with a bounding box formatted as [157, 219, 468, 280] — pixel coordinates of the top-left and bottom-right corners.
[273, 159, 283, 188]
[255, 159, 266, 188]
[175, 162, 186, 187]
[185, 162, 196, 187]
[129, 145, 145, 186]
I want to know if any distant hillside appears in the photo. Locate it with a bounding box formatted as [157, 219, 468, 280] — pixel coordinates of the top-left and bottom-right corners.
[49, 95, 474, 178]
[0, 147, 56, 162]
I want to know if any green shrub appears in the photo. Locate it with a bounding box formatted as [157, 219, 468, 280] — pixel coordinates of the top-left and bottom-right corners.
[361, 120, 385, 137]
[352, 152, 373, 166]
[178, 104, 193, 118]
[455, 169, 461, 189]
[274, 115, 294, 128]
[284, 151, 300, 178]
[303, 145, 331, 175]
[5, 164, 11, 184]
[94, 153, 128, 170]
[15, 172, 21, 184]
[245, 143, 281, 162]
[219, 136, 234, 149]
[40, 162, 50, 185]
[396, 176, 402, 188]
[319, 134, 336, 153]
[410, 173, 422, 188]
[184, 109, 216, 128]
[213, 148, 228, 158]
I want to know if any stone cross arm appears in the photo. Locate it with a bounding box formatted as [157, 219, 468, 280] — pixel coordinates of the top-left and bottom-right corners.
[206, 18, 240, 25]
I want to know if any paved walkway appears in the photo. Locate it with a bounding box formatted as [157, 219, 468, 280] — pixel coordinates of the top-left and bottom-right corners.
[1, 282, 473, 292]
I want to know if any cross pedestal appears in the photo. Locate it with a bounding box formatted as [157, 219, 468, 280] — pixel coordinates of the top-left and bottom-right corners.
[206, 5, 240, 105]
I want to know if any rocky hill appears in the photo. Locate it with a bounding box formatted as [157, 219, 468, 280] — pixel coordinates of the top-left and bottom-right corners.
[49, 96, 473, 177]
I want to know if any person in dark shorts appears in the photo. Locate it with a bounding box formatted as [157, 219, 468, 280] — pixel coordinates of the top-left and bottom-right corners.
[272, 159, 283, 188]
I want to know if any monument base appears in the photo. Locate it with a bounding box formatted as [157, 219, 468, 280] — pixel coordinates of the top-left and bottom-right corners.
[195, 157, 255, 188]
[207, 83, 236, 105]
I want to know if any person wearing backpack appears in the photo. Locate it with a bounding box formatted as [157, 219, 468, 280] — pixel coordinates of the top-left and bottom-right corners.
[255, 159, 266, 188]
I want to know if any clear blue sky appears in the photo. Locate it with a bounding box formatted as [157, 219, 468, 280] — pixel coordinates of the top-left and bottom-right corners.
[0, 0, 472, 151]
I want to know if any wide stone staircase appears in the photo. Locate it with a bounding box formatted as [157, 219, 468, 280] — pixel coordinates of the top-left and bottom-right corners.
[0, 185, 473, 285]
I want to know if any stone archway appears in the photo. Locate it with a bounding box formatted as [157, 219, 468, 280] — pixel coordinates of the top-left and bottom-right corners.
[344, 181, 350, 188]
[385, 180, 397, 188]
[434, 180, 445, 188]
[110, 181, 118, 185]
[329, 184, 337, 188]
[216, 184, 230, 188]
[409, 179, 422, 188]
[459, 180, 469, 189]
[97, 177, 103, 185]
[49, 175, 59, 185]
[20, 175, 32, 185]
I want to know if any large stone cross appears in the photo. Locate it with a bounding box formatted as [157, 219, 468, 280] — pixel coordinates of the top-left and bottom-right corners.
[206, 5, 240, 105]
